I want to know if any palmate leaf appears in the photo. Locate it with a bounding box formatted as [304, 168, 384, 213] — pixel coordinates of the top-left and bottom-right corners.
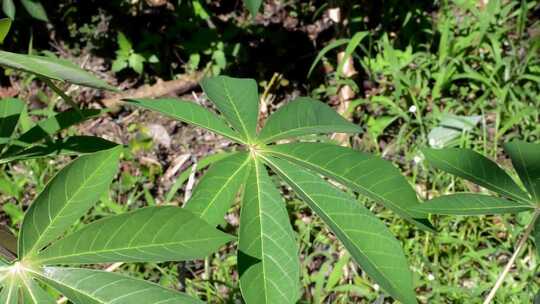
[263, 156, 417, 304]
[266, 143, 432, 230]
[238, 159, 299, 304]
[33, 267, 204, 304]
[504, 141, 540, 202]
[35, 206, 233, 265]
[19, 146, 121, 257]
[422, 148, 531, 203]
[415, 193, 533, 215]
[0, 98, 24, 139]
[126, 98, 244, 143]
[258, 97, 362, 143]
[201, 76, 259, 141]
[185, 152, 251, 226]
[0, 51, 114, 90]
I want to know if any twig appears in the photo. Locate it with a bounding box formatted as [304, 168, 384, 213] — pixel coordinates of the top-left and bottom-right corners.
[483, 209, 540, 304]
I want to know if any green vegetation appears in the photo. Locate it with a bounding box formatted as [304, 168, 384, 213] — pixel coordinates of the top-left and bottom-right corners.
[0, 0, 539, 303]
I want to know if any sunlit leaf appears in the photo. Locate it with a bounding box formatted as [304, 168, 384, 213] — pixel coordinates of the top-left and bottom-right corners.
[0, 18, 11, 43]
[35, 206, 233, 264]
[415, 193, 533, 215]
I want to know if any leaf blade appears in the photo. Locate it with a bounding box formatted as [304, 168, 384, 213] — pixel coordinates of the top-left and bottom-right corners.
[504, 141, 540, 202]
[0, 98, 24, 139]
[19, 146, 122, 257]
[33, 267, 204, 304]
[263, 156, 418, 304]
[126, 98, 244, 143]
[414, 193, 533, 215]
[259, 97, 362, 143]
[423, 147, 531, 202]
[35, 206, 233, 264]
[265, 143, 431, 230]
[201, 76, 259, 141]
[185, 152, 251, 226]
[238, 159, 299, 304]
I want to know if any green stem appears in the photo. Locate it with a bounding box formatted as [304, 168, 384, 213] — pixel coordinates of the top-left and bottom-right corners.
[41, 78, 82, 115]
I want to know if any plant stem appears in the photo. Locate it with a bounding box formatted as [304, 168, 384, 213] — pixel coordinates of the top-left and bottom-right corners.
[41, 78, 83, 115]
[483, 210, 540, 304]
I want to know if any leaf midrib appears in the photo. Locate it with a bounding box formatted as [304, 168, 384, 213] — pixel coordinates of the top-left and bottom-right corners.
[260, 124, 360, 143]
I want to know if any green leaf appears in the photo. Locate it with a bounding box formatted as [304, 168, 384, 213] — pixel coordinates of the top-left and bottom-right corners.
[20, 0, 48, 22]
[35, 206, 233, 264]
[0, 51, 114, 90]
[23, 109, 101, 142]
[414, 193, 533, 215]
[258, 97, 362, 143]
[19, 146, 122, 257]
[126, 98, 244, 143]
[307, 39, 349, 77]
[243, 0, 262, 16]
[238, 159, 299, 304]
[128, 53, 145, 74]
[0, 277, 19, 304]
[201, 76, 259, 141]
[1, 136, 119, 164]
[21, 275, 55, 304]
[534, 216, 540, 258]
[263, 156, 418, 304]
[0, 98, 24, 139]
[0, 18, 11, 44]
[423, 148, 531, 203]
[337, 32, 368, 78]
[266, 143, 432, 230]
[504, 141, 540, 202]
[2, 0, 15, 20]
[185, 152, 251, 226]
[33, 267, 204, 304]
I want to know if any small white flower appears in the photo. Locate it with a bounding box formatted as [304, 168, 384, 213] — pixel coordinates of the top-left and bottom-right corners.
[413, 155, 423, 164]
[427, 273, 435, 281]
[408, 105, 417, 113]
[373, 284, 380, 291]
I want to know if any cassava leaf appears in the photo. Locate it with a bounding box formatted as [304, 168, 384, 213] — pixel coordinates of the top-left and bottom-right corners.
[423, 148, 531, 203]
[33, 267, 204, 304]
[185, 152, 251, 226]
[201, 76, 259, 141]
[414, 193, 533, 215]
[126, 98, 244, 143]
[263, 156, 418, 304]
[19, 146, 122, 257]
[238, 159, 299, 304]
[258, 97, 362, 143]
[35, 206, 233, 264]
[265, 143, 432, 230]
[21, 275, 55, 304]
[504, 141, 540, 202]
[0, 277, 19, 304]
[20, 0, 48, 22]
[0, 51, 114, 90]
[0, 98, 24, 139]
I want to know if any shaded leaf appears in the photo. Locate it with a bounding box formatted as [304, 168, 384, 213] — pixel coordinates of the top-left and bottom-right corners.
[126, 98, 244, 143]
[34, 267, 204, 304]
[2, 0, 15, 20]
[238, 159, 299, 304]
[0, 18, 11, 43]
[264, 156, 417, 304]
[266, 143, 432, 230]
[0, 51, 114, 90]
[504, 141, 540, 202]
[414, 193, 533, 215]
[201, 76, 259, 141]
[423, 147, 531, 203]
[19, 146, 122, 257]
[35, 206, 233, 264]
[259, 97, 362, 143]
[20, 0, 48, 21]
[185, 152, 251, 226]
[0, 98, 24, 139]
